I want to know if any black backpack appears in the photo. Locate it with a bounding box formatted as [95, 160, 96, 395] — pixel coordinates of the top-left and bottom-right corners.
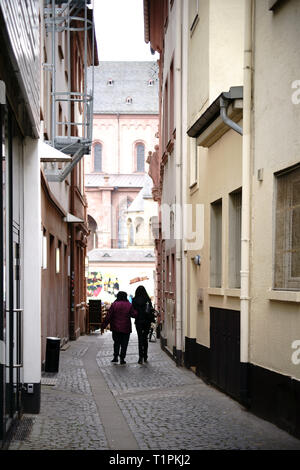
[145, 301, 155, 323]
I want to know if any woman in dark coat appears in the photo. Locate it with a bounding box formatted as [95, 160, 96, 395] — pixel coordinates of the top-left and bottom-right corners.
[132, 286, 155, 364]
[101, 291, 137, 365]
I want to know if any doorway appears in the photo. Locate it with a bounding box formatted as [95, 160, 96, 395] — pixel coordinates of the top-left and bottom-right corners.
[210, 308, 241, 400]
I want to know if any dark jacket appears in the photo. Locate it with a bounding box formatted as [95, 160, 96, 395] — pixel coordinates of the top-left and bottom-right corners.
[132, 297, 154, 326]
[101, 300, 137, 334]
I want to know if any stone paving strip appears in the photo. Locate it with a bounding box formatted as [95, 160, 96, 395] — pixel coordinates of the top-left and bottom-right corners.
[8, 329, 300, 450]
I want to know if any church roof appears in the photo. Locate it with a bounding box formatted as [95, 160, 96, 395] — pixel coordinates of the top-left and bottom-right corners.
[88, 248, 155, 263]
[88, 61, 159, 115]
[85, 173, 146, 188]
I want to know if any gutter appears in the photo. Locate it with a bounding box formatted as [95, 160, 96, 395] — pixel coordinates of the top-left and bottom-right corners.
[187, 86, 243, 139]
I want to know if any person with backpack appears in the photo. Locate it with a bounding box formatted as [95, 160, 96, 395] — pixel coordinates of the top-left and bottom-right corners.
[132, 286, 155, 364]
[101, 291, 137, 365]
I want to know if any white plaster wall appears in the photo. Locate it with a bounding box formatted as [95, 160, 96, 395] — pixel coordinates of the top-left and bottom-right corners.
[23, 138, 41, 384]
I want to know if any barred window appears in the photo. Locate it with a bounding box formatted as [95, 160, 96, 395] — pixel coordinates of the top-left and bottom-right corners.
[274, 165, 300, 290]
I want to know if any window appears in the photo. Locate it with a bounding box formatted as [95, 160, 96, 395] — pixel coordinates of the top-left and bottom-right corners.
[169, 60, 174, 136]
[171, 253, 175, 292]
[163, 79, 168, 151]
[56, 243, 61, 274]
[94, 143, 102, 172]
[189, 138, 198, 186]
[127, 219, 134, 246]
[136, 143, 145, 172]
[166, 255, 170, 291]
[42, 231, 47, 270]
[210, 199, 222, 288]
[274, 165, 300, 290]
[229, 189, 242, 288]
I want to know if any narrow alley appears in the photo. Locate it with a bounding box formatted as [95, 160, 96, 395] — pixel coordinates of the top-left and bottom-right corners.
[1, 0, 300, 456]
[7, 328, 300, 452]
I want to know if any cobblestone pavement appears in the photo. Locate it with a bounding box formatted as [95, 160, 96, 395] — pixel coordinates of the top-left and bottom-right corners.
[8, 328, 300, 451]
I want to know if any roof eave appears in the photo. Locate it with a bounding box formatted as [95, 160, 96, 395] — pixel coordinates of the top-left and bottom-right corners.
[187, 86, 243, 138]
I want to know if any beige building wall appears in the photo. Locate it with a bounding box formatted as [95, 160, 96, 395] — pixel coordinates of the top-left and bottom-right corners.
[186, 0, 245, 345]
[187, 0, 244, 129]
[186, 127, 243, 346]
[250, 0, 300, 380]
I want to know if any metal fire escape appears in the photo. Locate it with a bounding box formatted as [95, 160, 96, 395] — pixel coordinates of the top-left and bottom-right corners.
[42, 0, 95, 182]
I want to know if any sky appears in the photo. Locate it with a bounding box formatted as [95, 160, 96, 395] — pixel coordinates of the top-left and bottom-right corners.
[93, 0, 159, 62]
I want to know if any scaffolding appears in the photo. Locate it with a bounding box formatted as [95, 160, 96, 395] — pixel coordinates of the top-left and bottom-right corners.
[43, 0, 95, 181]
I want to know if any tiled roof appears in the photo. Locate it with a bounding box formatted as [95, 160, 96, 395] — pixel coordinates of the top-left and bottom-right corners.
[88, 248, 155, 262]
[88, 61, 159, 114]
[85, 173, 146, 188]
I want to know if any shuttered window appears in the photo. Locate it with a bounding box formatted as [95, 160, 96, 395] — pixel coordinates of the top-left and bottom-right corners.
[274, 165, 300, 290]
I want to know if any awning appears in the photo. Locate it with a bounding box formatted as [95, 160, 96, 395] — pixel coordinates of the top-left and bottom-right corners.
[63, 213, 84, 223]
[39, 140, 72, 162]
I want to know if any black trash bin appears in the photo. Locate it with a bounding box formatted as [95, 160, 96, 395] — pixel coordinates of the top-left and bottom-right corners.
[45, 337, 61, 373]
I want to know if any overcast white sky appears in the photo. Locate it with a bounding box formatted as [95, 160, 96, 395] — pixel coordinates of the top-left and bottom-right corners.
[93, 0, 159, 62]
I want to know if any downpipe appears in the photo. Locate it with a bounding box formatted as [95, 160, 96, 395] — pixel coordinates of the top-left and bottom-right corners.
[220, 96, 243, 136]
[240, 0, 253, 406]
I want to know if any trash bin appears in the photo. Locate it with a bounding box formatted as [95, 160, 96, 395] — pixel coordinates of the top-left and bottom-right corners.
[45, 337, 61, 373]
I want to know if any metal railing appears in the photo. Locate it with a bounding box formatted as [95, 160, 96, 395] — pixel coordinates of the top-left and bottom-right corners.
[43, 0, 95, 179]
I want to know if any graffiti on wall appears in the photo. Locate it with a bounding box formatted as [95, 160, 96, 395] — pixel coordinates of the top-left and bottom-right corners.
[87, 272, 120, 299]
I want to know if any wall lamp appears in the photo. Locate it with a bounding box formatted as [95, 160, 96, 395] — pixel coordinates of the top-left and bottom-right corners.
[193, 255, 201, 266]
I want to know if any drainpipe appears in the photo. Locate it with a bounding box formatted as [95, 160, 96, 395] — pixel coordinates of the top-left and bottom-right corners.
[240, 0, 253, 402]
[220, 96, 243, 136]
[175, 0, 183, 364]
[180, 0, 188, 366]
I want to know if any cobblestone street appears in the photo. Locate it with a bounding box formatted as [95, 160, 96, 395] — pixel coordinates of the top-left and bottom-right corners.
[8, 328, 300, 452]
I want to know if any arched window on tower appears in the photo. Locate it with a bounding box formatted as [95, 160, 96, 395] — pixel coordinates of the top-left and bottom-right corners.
[94, 143, 102, 172]
[136, 143, 145, 172]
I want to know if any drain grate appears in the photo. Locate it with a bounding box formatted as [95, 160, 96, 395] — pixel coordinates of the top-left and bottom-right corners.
[11, 417, 35, 441]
